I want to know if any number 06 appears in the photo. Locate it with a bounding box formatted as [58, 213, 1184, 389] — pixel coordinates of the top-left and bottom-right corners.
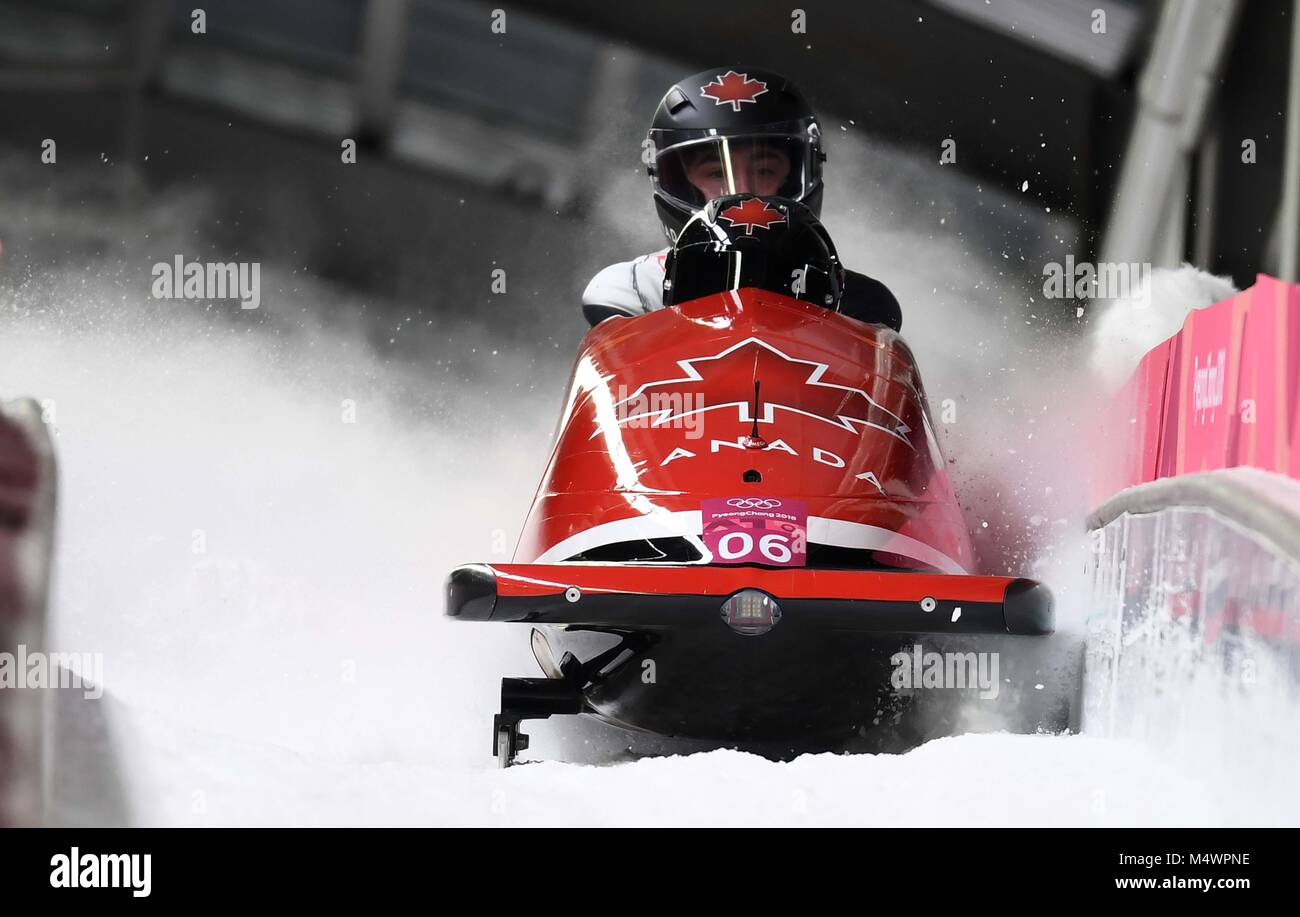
[716, 531, 793, 563]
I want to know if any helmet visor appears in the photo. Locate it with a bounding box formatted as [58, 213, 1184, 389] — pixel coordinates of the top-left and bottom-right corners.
[653, 135, 819, 214]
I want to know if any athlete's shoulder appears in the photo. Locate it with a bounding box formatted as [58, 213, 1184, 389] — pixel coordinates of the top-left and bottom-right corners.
[581, 249, 669, 324]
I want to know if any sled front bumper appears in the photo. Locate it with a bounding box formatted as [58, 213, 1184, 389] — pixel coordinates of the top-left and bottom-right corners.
[444, 563, 1053, 636]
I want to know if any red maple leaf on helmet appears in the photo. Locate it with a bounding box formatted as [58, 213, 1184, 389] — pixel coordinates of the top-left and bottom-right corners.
[699, 71, 769, 111]
[718, 198, 787, 235]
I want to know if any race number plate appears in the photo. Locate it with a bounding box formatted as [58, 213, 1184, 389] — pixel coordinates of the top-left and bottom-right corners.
[701, 497, 808, 567]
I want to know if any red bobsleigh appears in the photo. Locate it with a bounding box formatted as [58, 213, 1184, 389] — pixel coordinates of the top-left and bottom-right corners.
[446, 196, 1055, 765]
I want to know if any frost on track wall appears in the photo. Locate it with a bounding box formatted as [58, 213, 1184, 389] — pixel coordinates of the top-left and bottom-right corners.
[1084, 503, 1300, 823]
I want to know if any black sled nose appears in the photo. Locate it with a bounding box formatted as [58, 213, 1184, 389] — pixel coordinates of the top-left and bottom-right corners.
[445, 564, 497, 620]
[1003, 578, 1054, 635]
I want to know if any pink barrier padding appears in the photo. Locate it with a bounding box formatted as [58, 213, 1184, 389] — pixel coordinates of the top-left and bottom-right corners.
[1099, 275, 1300, 499]
[1097, 339, 1171, 501]
[1168, 285, 1248, 476]
[1235, 280, 1283, 475]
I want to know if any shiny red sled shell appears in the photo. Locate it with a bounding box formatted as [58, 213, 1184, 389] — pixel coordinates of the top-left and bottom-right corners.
[515, 288, 975, 574]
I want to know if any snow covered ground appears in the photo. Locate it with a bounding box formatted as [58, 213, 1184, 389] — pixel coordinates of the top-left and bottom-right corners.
[119, 726, 1222, 827]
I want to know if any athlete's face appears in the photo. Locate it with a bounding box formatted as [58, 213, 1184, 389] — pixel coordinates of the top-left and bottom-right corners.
[684, 141, 792, 200]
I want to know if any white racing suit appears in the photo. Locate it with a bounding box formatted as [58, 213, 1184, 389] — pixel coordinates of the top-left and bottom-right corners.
[581, 249, 672, 322]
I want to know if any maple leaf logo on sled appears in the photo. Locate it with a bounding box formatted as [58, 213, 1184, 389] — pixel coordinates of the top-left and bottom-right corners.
[718, 199, 787, 235]
[602, 337, 913, 447]
[699, 71, 769, 111]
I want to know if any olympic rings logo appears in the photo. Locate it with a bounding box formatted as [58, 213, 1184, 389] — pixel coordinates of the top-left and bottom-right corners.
[726, 498, 782, 509]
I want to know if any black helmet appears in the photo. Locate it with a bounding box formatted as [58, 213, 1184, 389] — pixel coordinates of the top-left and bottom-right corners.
[662, 195, 844, 310]
[647, 67, 824, 243]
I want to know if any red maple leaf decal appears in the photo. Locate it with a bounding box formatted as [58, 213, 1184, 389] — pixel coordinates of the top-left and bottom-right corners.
[604, 337, 913, 446]
[718, 198, 787, 235]
[699, 71, 769, 111]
